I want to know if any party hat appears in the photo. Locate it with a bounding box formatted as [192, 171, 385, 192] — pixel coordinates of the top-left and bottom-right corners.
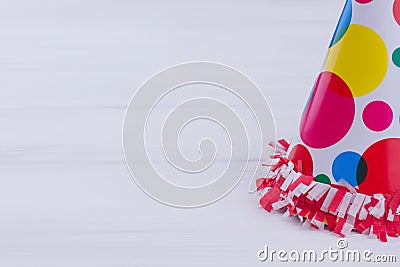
[257, 0, 400, 241]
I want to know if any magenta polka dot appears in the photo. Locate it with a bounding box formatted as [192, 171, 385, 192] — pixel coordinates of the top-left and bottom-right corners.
[300, 71, 355, 149]
[355, 0, 374, 3]
[362, 101, 393, 132]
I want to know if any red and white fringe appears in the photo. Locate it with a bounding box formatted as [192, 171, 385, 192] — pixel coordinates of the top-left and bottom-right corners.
[257, 140, 400, 242]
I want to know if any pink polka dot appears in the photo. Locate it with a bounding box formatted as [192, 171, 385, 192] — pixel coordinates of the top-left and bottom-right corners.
[300, 71, 355, 149]
[362, 101, 393, 132]
[394, 0, 400, 26]
[355, 0, 374, 3]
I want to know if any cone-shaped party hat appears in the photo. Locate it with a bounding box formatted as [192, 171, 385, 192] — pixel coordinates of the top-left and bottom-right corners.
[258, 0, 400, 241]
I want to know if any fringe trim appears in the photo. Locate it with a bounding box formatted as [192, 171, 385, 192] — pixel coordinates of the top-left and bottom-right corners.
[257, 139, 400, 242]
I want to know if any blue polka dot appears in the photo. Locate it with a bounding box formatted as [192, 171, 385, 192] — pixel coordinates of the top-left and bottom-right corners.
[332, 151, 367, 186]
[329, 0, 352, 47]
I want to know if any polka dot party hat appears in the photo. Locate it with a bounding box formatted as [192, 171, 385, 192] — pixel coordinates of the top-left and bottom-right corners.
[257, 0, 400, 241]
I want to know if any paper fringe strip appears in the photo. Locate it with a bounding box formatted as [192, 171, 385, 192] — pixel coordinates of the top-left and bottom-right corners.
[257, 140, 400, 242]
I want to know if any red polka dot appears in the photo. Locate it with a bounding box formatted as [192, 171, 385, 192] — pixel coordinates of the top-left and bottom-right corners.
[358, 138, 400, 194]
[300, 71, 355, 149]
[355, 0, 374, 3]
[288, 144, 313, 176]
[394, 0, 400, 26]
[362, 101, 393, 132]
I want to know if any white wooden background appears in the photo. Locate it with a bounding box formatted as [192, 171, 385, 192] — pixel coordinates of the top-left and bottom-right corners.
[0, 0, 398, 266]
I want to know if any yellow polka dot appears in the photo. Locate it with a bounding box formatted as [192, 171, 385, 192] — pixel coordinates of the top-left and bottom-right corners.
[324, 24, 388, 97]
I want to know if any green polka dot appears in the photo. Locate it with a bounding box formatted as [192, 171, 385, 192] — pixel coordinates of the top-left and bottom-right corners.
[392, 48, 400, 67]
[315, 174, 331, 184]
